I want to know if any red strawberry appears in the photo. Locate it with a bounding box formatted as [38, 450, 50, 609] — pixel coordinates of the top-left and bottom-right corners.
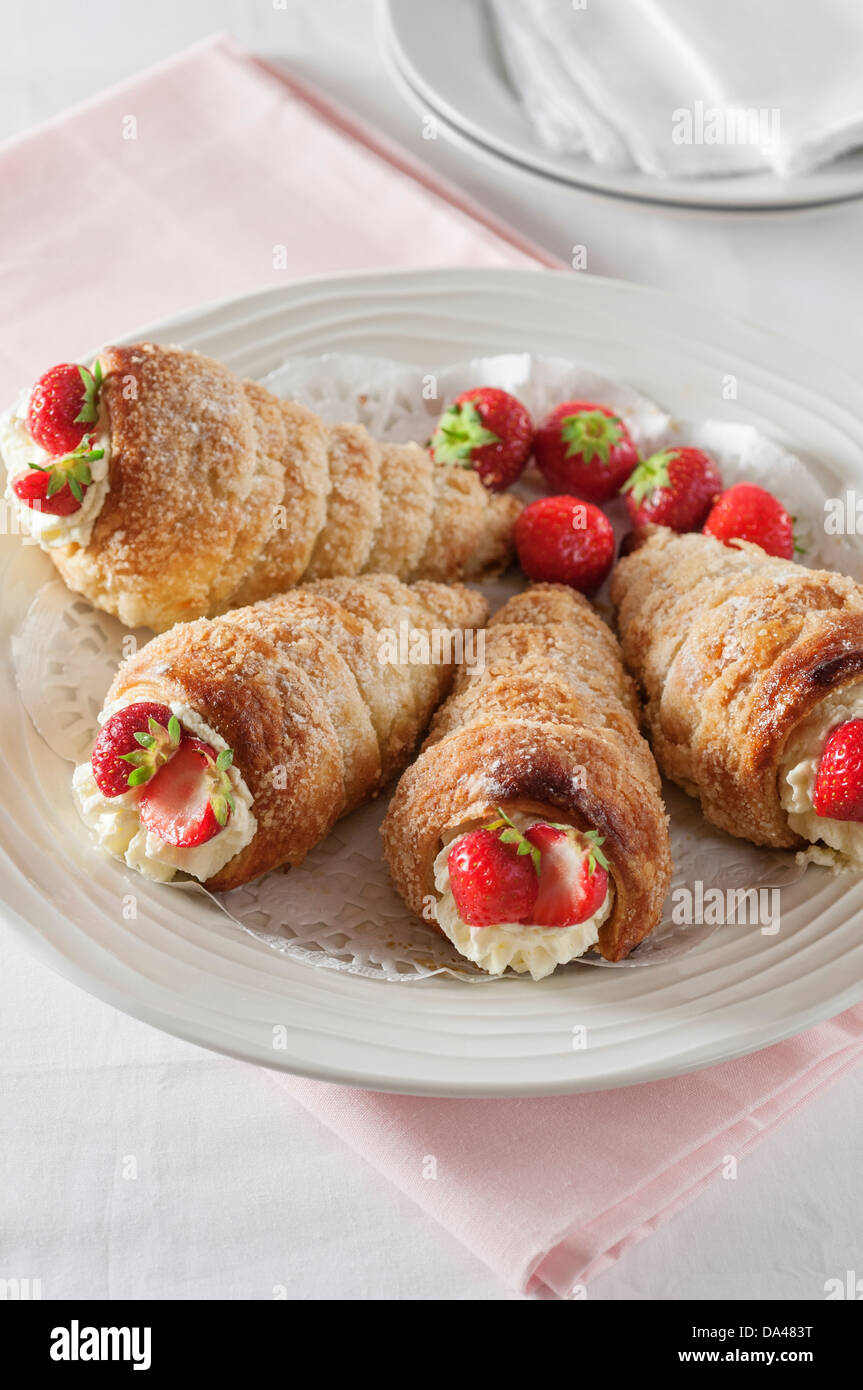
[622, 447, 722, 531]
[91, 703, 180, 798]
[430, 387, 533, 491]
[12, 468, 81, 516]
[27, 361, 103, 456]
[812, 719, 863, 822]
[534, 402, 638, 503]
[447, 825, 539, 927]
[11, 437, 104, 515]
[525, 823, 610, 927]
[514, 495, 614, 593]
[138, 736, 235, 848]
[703, 482, 795, 560]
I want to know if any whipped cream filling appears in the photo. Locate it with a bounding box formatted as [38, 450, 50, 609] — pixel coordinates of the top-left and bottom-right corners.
[779, 685, 863, 869]
[72, 701, 256, 883]
[1, 370, 111, 550]
[432, 813, 613, 980]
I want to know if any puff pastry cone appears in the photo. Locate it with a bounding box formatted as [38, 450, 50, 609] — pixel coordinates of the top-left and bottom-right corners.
[610, 526, 863, 867]
[2, 343, 521, 631]
[72, 575, 489, 892]
[381, 584, 672, 978]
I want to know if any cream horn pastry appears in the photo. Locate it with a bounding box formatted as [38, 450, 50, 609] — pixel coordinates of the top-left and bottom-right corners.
[72, 575, 489, 891]
[2, 345, 521, 631]
[610, 526, 863, 868]
[381, 585, 672, 978]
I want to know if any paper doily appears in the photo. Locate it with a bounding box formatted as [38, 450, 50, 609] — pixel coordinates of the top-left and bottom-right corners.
[13, 351, 839, 981]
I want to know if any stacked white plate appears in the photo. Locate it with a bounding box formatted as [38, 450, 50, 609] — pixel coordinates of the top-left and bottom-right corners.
[378, 0, 863, 212]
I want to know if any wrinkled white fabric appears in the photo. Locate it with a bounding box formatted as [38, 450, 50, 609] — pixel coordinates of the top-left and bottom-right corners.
[491, 0, 863, 178]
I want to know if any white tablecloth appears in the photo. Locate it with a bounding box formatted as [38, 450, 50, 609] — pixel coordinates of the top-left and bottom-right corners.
[2, 0, 862, 1301]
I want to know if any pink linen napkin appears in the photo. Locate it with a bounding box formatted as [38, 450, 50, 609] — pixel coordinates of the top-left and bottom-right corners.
[2, 30, 861, 1301]
[277, 1010, 863, 1296]
[0, 32, 550, 396]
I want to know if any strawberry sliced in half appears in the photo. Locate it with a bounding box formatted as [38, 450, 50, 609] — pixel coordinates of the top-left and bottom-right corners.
[91, 702, 179, 798]
[525, 823, 610, 927]
[138, 737, 235, 848]
[12, 437, 104, 515]
[448, 825, 539, 927]
[12, 466, 82, 516]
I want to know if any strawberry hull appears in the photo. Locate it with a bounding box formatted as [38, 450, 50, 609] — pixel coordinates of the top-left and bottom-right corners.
[534, 401, 637, 503]
[12, 470, 82, 515]
[91, 702, 176, 798]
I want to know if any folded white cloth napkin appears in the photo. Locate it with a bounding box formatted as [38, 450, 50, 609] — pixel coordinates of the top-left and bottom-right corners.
[491, 0, 863, 179]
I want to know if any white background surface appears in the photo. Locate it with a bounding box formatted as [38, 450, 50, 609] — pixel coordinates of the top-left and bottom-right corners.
[1, 0, 862, 1301]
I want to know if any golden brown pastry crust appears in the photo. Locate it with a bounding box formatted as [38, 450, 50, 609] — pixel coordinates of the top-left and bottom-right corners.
[228, 396, 330, 608]
[610, 527, 863, 848]
[381, 584, 672, 963]
[35, 343, 520, 629]
[465, 492, 524, 579]
[52, 345, 283, 631]
[101, 575, 490, 890]
[305, 424, 382, 580]
[364, 442, 435, 580]
[219, 603, 379, 815]
[412, 464, 487, 583]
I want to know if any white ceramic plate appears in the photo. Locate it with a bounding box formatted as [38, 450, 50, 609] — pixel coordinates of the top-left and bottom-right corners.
[3, 266, 863, 1096]
[379, 0, 863, 212]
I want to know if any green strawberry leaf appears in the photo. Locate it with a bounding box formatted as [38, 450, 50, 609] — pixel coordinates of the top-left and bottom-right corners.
[620, 449, 675, 508]
[203, 745, 236, 828]
[484, 807, 541, 876]
[584, 829, 610, 875]
[74, 360, 103, 425]
[560, 409, 624, 468]
[788, 515, 805, 556]
[121, 713, 184, 788]
[31, 437, 104, 504]
[69, 460, 93, 486]
[430, 400, 500, 466]
[127, 765, 155, 787]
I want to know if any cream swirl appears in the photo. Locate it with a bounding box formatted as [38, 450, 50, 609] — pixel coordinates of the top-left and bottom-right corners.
[1, 369, 111, 550]
[432, 813, 613, 980]
[779, 685, 863, 869]
[72, 701, 256, 883]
